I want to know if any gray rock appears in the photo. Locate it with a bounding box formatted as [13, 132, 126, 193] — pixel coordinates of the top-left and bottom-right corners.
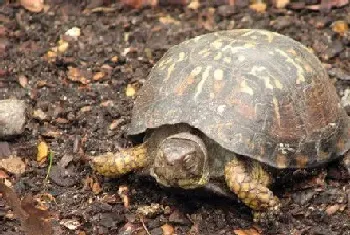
[292, 189, 317, 205]
[0, 142, 11, 158]
[0, 99, 26, 138]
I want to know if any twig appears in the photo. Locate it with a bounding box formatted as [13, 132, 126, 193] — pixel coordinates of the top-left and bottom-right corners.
[141, 217, 151, 235]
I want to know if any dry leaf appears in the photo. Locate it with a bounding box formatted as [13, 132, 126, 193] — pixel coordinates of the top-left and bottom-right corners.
[55, 118, 69, 124]
[4, 178, 12, 188]
[46, 51, 57, 60]
[18, 75, 28, 88]
[67, 67, 89, 84]
[119, 222, 143, 234]
[249, 3, 267, 13]
[332, 21, 349, 35]
[101, 64, 113, 75]
[234, 228, 261, 235]
[109, 119, 123, 130]
[187, 0, 200, 10]
[41, 131, 61, 138]
[60, 219, 81, 230]
[80, 106, 92, 113]
[0, 170, 9, 179]
[57, 40, 69, 53]
[111, 56, 119, 62]
[159, 15, 180, 25]
[122, 47, 138, 57]
[87, 7, 117, 13]
[47, 39, 69, 59]
[101, 194, 118, 204]
[83, 176, 102, 194]
[83, 175, 94, 190]
[0, 157, 26, 175]
[118, 185, 129, 208]
[161, 224, 175, 235]
[20, 0, 44, 12]
[46, 51, 57, 57]
[126, 84, 136, 97]
[120, 0, 157, 8]
[33, 109, 48, 121]
[100, 100, 113, 107]
[37, 141, 49, 163]
[273, 0, 290, 8]
[77, 231, 86, 235]
[326, 204, 340, 215]
[92, 71, 105, 81]
[92, 182, 102, 194]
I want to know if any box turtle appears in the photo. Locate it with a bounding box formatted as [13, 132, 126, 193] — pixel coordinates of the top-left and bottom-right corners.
[90, 29, 350, 223]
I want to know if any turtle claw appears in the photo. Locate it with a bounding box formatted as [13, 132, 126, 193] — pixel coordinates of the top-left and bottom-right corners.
[253, 203, 281, 224]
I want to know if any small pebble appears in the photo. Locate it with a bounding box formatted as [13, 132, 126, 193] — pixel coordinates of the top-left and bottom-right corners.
[0, 142, 11, 158]
[0, 100, 26, 138]
[325, 204, 340, 215]
[168, 209, 191, 225]
[161, 224, 175, 235]
[217, 5, 236, 17]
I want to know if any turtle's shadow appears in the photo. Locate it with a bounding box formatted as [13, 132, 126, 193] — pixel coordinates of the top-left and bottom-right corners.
[113, 175, 253, 219]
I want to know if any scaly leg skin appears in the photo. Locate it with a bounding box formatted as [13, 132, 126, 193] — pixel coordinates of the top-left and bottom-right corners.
[224, 156, 281, 224]
[90, 144, 148, 177]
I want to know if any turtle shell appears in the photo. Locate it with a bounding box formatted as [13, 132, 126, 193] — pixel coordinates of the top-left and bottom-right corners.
[128, 29, 350, 169]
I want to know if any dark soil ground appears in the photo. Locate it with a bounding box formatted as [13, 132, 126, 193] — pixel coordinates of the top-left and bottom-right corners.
[1, 1, 350, 235]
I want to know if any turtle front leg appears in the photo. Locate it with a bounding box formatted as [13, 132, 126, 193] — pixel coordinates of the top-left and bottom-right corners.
[224, 156, 280, 223]
[90, 144, 148, 177]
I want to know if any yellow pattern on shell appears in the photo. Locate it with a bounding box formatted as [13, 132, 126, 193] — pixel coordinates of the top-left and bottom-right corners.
[177, 52, 186, 62]
[275, 48, 306, 84]
[194, 66, 212, 101]
[165, 63, 175, 81]
[239, 80, 254, 95]
[214, 52, 222, 60]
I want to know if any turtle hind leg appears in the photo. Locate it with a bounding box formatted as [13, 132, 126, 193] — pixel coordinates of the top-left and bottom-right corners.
[90, 144, 148, 177]
[224, 156, 280, 223]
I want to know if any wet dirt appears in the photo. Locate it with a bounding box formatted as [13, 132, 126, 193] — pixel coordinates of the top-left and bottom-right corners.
[0, 2, 350, 234]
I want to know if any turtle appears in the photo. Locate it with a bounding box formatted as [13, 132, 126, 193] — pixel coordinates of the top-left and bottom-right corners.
[90, 29, 350, 223]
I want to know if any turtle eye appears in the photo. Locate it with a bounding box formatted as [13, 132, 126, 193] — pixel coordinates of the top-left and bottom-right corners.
[184, 154, 192, 165]
[183, 154, 198, 173]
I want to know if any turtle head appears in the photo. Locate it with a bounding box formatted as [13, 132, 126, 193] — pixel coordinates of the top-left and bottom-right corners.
[150, 132, 209, 189]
